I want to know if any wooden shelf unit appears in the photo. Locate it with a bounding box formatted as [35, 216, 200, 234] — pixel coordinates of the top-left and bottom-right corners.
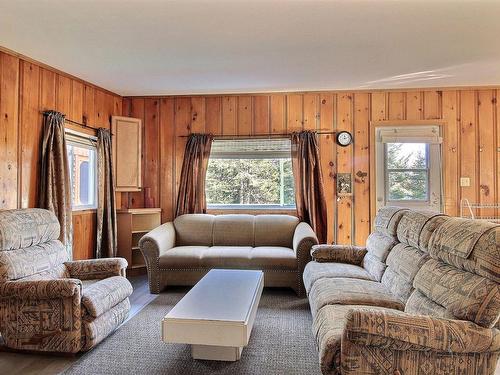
[117, 208, 161, 273]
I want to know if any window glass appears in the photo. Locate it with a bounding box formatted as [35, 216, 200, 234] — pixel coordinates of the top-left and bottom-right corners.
[66, 138, 97, 210]
[385, 142, 429, 201]
[206, 138, 295, 209]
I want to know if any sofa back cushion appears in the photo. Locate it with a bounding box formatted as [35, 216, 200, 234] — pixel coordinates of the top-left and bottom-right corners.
[407, 217, 500, 328]
[174, 214, 215, 246]
[0, 209, 60, 251]
[254, 215, 299, 247]
[213, 214, 256, 246]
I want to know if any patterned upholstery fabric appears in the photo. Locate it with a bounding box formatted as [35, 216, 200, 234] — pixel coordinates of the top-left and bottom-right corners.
[81, 276, 133, 318]
[140, 214, 318, 296]
[373, 206, 408, 238]
[0, 209, 60, 251]
[311, 244, 367, 265]
[0, 208, 132, 353]
[303, 262, 373, 294]
[308, 278, 404, 318]
[305, 208, 500, 374]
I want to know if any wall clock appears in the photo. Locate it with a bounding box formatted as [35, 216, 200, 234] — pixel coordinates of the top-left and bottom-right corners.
[336, 131, 353, 147]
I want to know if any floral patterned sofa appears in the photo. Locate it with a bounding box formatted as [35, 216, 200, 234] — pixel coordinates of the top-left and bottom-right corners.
[0, 209, 133, 353]
[304, 206, 500, 375]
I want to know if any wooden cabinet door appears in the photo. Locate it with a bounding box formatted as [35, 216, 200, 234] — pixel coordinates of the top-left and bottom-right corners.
[112, 116, 142, 191]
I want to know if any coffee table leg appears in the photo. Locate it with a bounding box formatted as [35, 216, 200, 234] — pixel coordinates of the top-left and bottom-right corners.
[191, 344, 243, 361]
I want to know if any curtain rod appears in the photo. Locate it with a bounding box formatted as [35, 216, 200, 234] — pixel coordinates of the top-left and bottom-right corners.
[40, 111, 114, 135]
[179, 131, 337, 138]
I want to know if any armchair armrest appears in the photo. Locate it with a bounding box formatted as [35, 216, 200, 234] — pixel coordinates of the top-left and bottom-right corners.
[344, 308, 500, 354]
[65, 258, 128, 280]
[293, 222, 319, 296]
[0, 279, 81, 300]
[311, 244, 367, 265]
[139, 222, 176, 294]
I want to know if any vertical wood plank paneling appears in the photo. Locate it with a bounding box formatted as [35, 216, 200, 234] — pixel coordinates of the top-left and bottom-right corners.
[56, 75, 71, 116]
[19, 61, 40, 208]
[424, 90, 441, 119]
[303, 93, 318, 130]
[222, 96, 237, 135]
[237, 96, 253, 135]
[388, 92, 405, 120]
[353, 93, 370, 245]
[319, 93, 335, 243]
[205, 96, 222, 135]
[270, 94, 286, 134]
[144, 99, 160, 206]
[40, 68, 56, 111]
[371, 92, 387, 121]
[460, 90, 477, 204]
[70, 80, 83, 122]
[122, 97, 132, 117]
[190, 97, 206, 133]
[441, 91, 459, 216]
[253, 96, 270, 135]
[83, 85, 95, 126]
[94, 89, 106, 128]
[72, 212, 96, 260]
[477, 90, 496, 217]
[160, 98, 175, 222]
[0, 53, 19, 209]
[336, 93, 354, 244]
[406, 91, 422, 121]
[287, 94, 303, 132]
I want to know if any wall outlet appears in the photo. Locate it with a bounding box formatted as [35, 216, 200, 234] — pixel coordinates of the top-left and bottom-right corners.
[460, 177, 471, 187]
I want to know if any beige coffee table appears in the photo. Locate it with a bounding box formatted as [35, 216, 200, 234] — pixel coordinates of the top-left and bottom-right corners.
[162, 269, 264, 361]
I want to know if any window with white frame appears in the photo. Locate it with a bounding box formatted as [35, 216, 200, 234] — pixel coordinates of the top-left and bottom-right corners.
[206, 138, 295, 209]
[375, 126, 442, 211]
[66, 130, 98, 210]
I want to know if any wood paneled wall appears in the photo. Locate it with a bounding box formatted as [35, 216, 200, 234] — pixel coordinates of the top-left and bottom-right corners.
[0, 49, 122, 259]
[122, 89, 499, 245]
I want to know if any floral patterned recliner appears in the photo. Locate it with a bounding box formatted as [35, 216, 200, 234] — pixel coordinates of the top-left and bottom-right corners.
[0, 209, 133, 353]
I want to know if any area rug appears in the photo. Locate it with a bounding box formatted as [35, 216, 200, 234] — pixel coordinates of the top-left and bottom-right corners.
[64, 288, 322, 375]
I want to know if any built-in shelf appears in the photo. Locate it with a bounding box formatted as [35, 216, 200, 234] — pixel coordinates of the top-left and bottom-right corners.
[117, 208, 161, 273]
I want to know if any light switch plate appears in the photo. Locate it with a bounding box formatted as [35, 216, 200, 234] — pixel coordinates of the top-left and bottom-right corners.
[460, 177, 471, 187]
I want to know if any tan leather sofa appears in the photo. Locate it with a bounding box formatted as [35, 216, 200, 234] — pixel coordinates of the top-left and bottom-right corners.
[139, 214, 318, 295]
[0, 209, 132, 353]
[303, 206, 500, 375]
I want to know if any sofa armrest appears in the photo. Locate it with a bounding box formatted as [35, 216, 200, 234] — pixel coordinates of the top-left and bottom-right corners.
[311, 244, 367, 265]
[0, 279, 82, 300]
[344, 308, 500, 354]
[139, 222, 176, 294]
[293, 223, 319, 293]
[65, 258, 128, 280]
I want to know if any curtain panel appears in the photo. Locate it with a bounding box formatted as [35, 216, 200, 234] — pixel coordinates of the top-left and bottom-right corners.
[175, 134, 213, 217]
[96, 128, 118, 258]
[291, 131, 328, 243]
[39, 110, 73, 257]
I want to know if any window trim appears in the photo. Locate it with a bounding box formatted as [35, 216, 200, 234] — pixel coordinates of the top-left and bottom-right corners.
[205, 137, 296, 210]
[66, 130, 98, 212]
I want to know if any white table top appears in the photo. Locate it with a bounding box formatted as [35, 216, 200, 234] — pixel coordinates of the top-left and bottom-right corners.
[165, 269, 264, 323]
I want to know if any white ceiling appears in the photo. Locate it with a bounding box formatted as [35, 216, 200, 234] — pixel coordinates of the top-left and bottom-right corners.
[1, 0, 500, 96]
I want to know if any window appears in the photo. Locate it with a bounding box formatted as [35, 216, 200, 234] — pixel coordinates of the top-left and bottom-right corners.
[66, 130, 98, 210]
[375, 126, 442, 211]
[206, 138, 295, 209]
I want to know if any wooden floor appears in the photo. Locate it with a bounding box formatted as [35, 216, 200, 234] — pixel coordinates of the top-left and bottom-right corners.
[0, 275, 156, 375]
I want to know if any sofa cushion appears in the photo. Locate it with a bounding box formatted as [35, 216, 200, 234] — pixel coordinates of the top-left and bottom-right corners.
[213, 215, 255, 246]
[173, 214, 214, 246]
[0, 240, 68, 282]
[250, 246, 296, 269]
[254, 215, 298, 248]
[0, 208, 60, 251]
[81, 276, 133, 318]
[313, 304, 396, 375]
[363, 232, 397, 281]
[373, 206, 408, 238]
[303, 262, 374, 294]
[159, 246, 209, 268]
[308, 278, 404, 318]
[202, 246, 253, 268]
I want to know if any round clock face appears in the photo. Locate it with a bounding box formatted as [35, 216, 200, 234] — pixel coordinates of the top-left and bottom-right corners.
[337, 131, 352, 146]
